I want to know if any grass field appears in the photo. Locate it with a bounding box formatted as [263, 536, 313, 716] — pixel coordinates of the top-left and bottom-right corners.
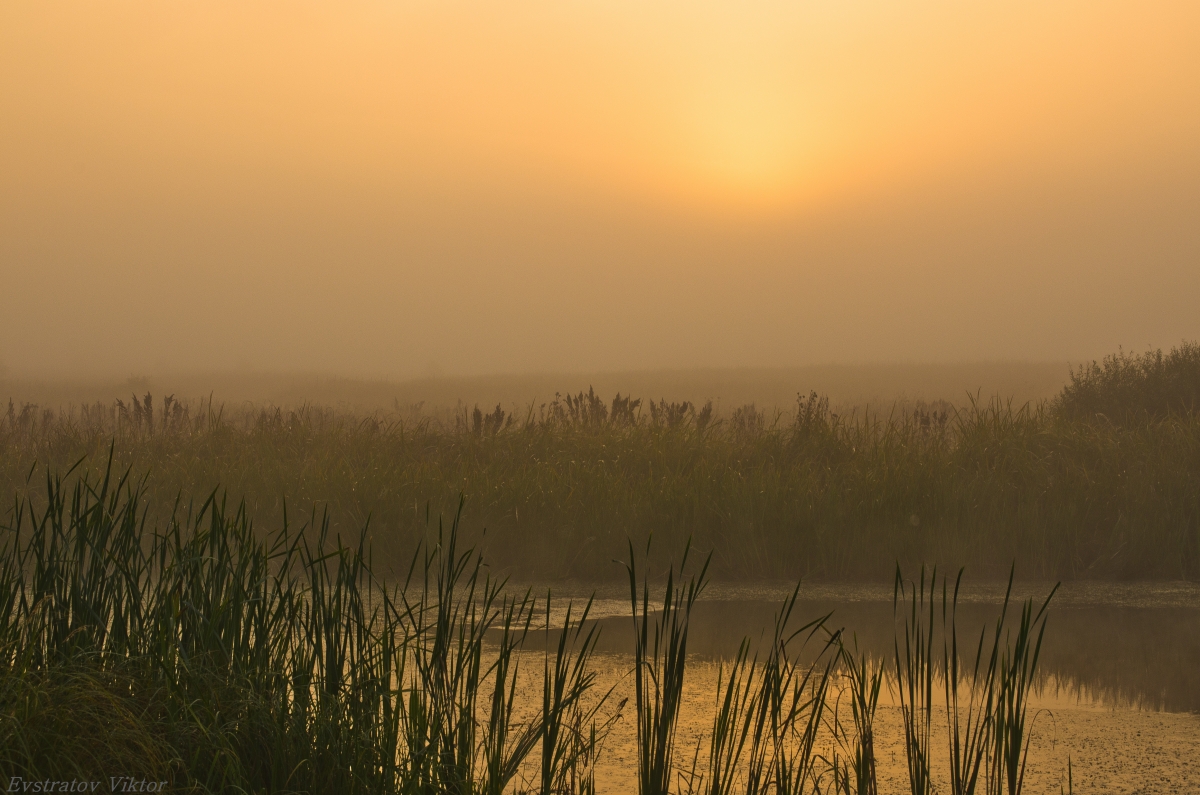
[2, 345, 1198, 581]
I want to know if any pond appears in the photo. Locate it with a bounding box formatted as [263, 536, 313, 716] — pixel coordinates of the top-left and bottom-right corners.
[509, 580, 1200, 794]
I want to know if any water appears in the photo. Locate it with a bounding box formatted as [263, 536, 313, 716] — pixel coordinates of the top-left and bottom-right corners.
[507, 580, 1200, 793]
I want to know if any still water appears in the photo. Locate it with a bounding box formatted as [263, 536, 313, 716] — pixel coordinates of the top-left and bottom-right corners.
[508, 580, 1200, 794]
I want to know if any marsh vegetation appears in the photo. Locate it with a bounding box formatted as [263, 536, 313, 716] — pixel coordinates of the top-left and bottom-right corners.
[1, 465, 1073, 793]
[1, 344, 1198, 791]
[3, 345, 1199, 582]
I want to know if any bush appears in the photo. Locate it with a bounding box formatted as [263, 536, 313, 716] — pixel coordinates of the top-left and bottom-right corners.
[1056, 341, 1200, 423]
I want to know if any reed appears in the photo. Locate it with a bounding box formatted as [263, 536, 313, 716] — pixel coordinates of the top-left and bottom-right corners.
[624, 537, 710, 795]
[893, 567, 938, 795]
[943, 569, 1004, 795]
[0, 453, 1078, 793]
[6, 344, 1199, 582]
[887, 565, 1060, 795]
[752, 588, 839, 795]
[987, 582, 1056, 795]
[539, 595, 616, 795]
[831, 636, 883, 795]
[679, 585, 840, 795]
[0, 459, 612, 793]
[697, 639, 758, 795]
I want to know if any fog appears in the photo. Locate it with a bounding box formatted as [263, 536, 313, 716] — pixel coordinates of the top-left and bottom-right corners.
[3, 1, 1199, 380]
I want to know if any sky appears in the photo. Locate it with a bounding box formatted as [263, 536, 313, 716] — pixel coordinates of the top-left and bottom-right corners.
[2, 0, 1199, 379]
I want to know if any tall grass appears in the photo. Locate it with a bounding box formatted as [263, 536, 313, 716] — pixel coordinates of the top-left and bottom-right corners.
[0, 460, 612, 792]
[887, 567, 1059, 795]
[0, 458, 1079, 793]
[5, 343, 1200, 581]
[697, 638, 758, 795]
[989, 583, 1055, 795]
[622, 559, 842, 795]
[538, 595, 613, 795]
[746, 589, 838, 795]
[943, 570, 1003, 795]
[893, 568, 938, 795]
[830, 636, 883, 795]
[624, 538, 709, 795]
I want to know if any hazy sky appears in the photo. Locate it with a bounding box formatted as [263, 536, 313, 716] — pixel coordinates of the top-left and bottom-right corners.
[2, 1, 1198, 378]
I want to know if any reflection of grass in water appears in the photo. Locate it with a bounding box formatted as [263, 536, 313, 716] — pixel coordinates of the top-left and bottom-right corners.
[4, 343, 1200, 582]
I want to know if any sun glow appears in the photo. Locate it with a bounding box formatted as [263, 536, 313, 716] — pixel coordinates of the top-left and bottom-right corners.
[685, 87, 814, 203]
[2, 1, 1199, 376]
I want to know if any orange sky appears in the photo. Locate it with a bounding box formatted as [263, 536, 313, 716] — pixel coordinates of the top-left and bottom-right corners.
[2, 1, 1199, 377]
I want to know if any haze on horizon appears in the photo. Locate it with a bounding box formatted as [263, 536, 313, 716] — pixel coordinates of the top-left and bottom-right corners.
[2, 0, 1199, 381]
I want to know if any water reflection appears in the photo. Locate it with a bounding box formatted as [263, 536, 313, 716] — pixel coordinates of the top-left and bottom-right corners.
[513, 581, 1200, 713]
[491, 581, 1199, 793]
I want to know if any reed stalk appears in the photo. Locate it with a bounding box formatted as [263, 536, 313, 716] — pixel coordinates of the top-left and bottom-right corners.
[699, 638, 759, 795]
[832, 636, 884, 795]
[0, 459, 611, 792]
[943, 569, 1006, 795]
[987, 582, 1057, 795]
[894, 566, 937, 795]
[540, 595, 619, 795]
[624, 537, 710, 795]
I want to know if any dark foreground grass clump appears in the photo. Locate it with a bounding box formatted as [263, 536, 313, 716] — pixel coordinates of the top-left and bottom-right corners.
[3, 343, 1199, 581]
[0, 464, 1068, 793]
[0, 465, 610, 792]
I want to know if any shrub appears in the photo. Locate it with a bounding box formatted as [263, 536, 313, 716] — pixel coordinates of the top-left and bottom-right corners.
[1056, 341, 1200, 423]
